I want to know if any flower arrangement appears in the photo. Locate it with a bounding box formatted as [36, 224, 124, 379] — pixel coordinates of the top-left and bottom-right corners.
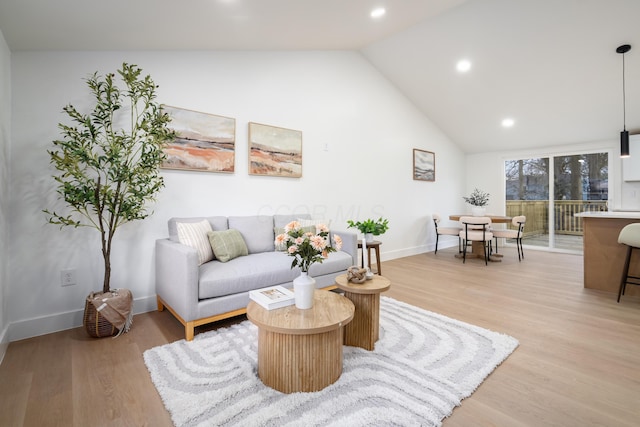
[346, 218, 389, 236]
[275, 221, 343, 273]
[463, 188, 490, 207]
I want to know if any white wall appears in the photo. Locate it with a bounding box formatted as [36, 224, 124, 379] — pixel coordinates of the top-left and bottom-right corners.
[465, 139, 640, 215]
[0, 29, 10, 361]
[8, 50, 466, 340]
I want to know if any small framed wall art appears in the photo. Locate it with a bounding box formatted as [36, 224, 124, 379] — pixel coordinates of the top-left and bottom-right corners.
[248, 122, 302, 178]
[161, 105, 236, 173]
[413, 149, 435, 181]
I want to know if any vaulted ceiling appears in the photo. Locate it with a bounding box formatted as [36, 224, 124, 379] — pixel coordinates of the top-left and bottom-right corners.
[1, 0, 639, 153]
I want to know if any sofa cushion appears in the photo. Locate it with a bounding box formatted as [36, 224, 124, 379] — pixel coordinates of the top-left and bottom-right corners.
[207, 229, 248, 262]
[307, 250, 353, 276]
[176, 220, 214, 265]
[169, 216, 228, 242]
[228, 215, 274, 254]
[198, 250, 353, 299]
[199, 252, 296, 299]
[274, 213, 311, 228]
[298, 218, 332, 229]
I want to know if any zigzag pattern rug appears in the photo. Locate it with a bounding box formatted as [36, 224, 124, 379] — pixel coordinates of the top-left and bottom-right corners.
[144, 296, 518, 426]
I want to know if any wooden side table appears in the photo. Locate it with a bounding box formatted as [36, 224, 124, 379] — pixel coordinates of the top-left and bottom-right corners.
[246, 290, 354, 393]
[357, 240, 382, 275]
[335, 274, 390, 351]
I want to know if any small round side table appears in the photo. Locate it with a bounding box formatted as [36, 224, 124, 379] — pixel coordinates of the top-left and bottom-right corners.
[335, 273, 390, 351]
[357, 240, 382, 274]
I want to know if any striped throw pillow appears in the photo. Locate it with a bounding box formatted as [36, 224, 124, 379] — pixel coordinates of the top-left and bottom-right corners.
[176, 220, 214, 265]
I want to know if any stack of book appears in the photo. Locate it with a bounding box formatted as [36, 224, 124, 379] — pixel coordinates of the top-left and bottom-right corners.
[249, 285, 295, 310]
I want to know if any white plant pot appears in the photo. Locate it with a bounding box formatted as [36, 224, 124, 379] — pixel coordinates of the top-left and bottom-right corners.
[365, 233, 374, 243]
[471, 206, 486, 216]
[293, 272, 315, 309]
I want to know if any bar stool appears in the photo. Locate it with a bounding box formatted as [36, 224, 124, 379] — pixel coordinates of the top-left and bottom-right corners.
[617, 223, 640, 302]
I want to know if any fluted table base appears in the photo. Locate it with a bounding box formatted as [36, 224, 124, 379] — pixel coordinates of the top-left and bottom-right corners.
[247, 290, 354, 394]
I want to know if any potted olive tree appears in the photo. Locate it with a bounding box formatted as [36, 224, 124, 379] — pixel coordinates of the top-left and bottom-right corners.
[45, 63, 176, 337]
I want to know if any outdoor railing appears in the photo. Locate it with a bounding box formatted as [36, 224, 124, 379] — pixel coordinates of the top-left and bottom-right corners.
[505, 200, 607, 236]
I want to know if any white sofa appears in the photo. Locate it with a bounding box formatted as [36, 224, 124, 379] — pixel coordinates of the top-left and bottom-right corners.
[155, 214, 357, 340]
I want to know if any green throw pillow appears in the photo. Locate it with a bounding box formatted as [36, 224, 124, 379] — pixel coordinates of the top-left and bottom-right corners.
[207, 229, 248, 262]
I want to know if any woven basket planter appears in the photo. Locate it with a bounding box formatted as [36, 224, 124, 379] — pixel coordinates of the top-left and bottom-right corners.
[83, 292, 118, 338]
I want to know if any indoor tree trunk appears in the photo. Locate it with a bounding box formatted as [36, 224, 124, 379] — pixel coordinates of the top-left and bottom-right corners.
[102, 236, 112, 294]
[102, 255, 111, 294]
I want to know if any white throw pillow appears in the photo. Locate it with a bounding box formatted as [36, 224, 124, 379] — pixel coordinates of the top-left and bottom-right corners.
[177, 220, 214, 265]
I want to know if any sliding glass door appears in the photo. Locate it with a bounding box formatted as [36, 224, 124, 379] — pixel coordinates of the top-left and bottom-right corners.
[505, 158, 550, 248]
[505, 152, 608, 253]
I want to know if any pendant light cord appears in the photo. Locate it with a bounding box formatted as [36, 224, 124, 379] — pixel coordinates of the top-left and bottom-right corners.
[623, 52, 627, 131]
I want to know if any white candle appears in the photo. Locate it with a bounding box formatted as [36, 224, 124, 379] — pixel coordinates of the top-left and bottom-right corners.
[362, 236, 368, 269]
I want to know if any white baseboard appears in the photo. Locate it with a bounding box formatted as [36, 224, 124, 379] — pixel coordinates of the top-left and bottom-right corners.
[381, 245, 427, 261]
[8, 294, 158, 342]
[379, 241, 454, 262]
[0, 324, 9, 365]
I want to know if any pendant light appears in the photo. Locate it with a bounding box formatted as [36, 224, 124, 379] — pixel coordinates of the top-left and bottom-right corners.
[617, 44, 631, 158]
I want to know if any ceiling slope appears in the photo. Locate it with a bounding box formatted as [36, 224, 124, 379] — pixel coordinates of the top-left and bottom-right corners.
[1, 0, 639, 154]
[0, 0, 467, 50]
[363, 0, 640, 153]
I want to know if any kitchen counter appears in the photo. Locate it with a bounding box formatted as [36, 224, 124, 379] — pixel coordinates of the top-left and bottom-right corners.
[575, 211, 640, 219]
[575, 211, 640, 296]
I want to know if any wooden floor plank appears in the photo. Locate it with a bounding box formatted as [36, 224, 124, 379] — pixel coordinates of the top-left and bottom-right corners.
[0, 247, 639, 426]
[21, 332, 73, 427]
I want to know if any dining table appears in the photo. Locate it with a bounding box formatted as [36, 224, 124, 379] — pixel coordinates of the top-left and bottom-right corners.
[449, 214, 512, 262]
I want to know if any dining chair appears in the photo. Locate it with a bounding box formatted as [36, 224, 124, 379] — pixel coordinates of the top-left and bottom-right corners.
[492, 215, 526, 261]
[617, 223, 640, 302]
[433, 213, 462, 254]
[458, 216, 493, 265]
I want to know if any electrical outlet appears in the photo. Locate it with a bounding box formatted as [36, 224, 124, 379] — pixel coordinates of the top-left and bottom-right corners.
[61, 269, 76, 287]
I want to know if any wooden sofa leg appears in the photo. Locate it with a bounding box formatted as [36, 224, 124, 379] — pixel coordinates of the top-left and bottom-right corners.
[157, 296, 165, 311]
[186, 322, 195, 341]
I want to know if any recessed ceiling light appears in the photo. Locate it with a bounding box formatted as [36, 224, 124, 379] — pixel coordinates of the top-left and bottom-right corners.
[501, 118, 515, 128]
[456, 59, 471, 73]
[371, 8, 386, 18]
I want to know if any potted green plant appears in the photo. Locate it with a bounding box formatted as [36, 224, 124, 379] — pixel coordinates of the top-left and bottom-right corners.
[44, 63, 176, 337]
[463, 188, 490, 216]
[347, 217, 389, 242]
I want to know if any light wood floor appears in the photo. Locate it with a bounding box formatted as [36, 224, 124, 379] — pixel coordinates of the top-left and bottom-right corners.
[1, 247, 639, 426]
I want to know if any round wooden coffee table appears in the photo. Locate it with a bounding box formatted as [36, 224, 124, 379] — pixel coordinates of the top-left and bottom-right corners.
[335, 274, 391, 350]
[246, 289, 354, 393]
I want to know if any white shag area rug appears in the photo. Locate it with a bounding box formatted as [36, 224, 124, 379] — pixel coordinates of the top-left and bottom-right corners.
[144, 296, 518, 427]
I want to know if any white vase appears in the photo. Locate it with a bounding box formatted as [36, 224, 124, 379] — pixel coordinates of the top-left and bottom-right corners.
[365, 232, 374, 243]
[471, 206, 486, 216]
[293, 272, 315, 309]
